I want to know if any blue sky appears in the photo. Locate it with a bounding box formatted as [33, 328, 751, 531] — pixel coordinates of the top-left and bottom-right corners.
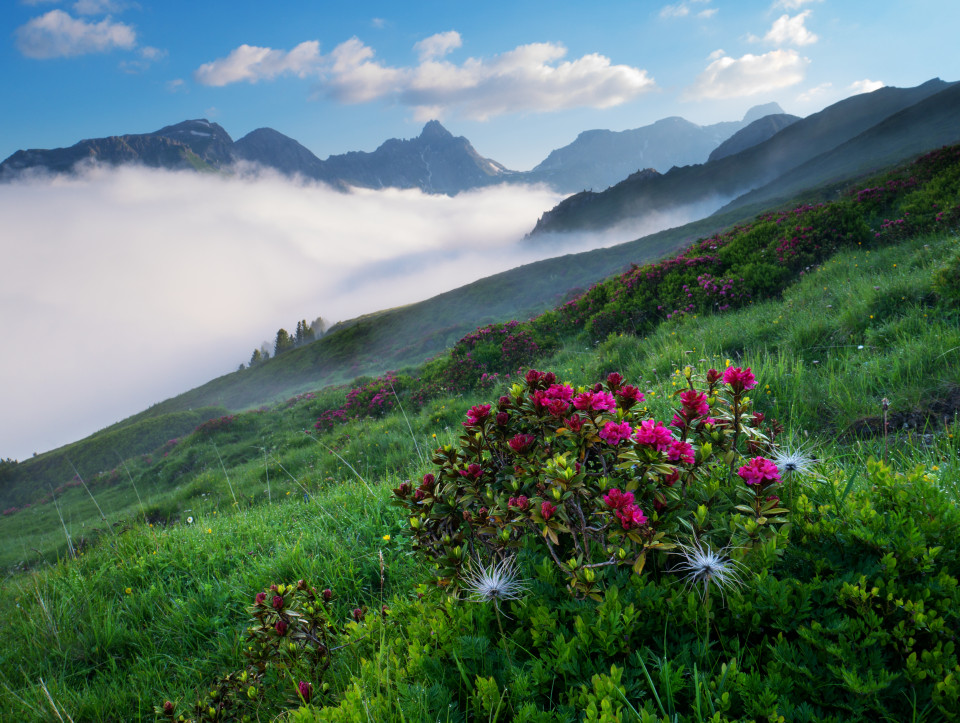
[3, 0, 959, 169]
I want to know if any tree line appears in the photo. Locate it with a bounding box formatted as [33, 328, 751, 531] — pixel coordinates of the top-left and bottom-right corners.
[244, 317, 327, 369]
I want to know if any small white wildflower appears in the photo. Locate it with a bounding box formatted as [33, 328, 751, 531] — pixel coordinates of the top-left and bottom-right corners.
[461, 556, 528, 605]
[771, 445, 817, 477]
[672, 539, 746, 604]
[186, 516, 193, 524]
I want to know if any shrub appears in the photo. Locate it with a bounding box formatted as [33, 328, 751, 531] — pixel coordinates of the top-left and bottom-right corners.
[393, 366, 786, 599]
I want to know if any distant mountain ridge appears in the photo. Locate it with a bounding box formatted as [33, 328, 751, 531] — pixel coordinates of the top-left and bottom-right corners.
[521, 103, 786, 192]
[1, 105, 791, 195]
[529, 78, 958, 236]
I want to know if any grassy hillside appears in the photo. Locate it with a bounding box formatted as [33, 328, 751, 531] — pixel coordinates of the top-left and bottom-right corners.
[1, 145, 959, 721]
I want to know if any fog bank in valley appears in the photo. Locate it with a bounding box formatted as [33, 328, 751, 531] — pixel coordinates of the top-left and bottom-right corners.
[0, 164, 700, 461]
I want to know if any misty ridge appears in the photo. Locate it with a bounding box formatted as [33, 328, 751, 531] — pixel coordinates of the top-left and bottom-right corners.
[0, 161, 717, 460]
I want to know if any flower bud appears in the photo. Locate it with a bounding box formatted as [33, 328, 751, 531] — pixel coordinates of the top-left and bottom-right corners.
[322, 588, 333, 602]
[275, 619, 288, 636]
[297, 681, 312, 703]
[352, 607, 363, 622]
[272, 595, 284, 610]
[163, 701, 174, 714]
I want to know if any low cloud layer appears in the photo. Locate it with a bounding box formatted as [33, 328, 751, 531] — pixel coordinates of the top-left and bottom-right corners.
[1, 166, 578, 460]
[195, 32, 656, 121]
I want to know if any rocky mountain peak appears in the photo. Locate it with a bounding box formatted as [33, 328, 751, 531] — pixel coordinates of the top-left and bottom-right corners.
[419, 120, 454, 141]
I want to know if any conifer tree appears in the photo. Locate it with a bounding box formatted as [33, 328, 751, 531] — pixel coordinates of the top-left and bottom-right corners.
[274, 328, 294, 355]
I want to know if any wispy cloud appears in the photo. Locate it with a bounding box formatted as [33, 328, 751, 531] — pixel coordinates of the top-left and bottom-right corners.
[413, 30, 462, 62]
[72, 0, 130, 14]
[16, 9, 136, 58]
[194, 41, 322, 85]
[683, 48, 808, 100]
[848, 78, 884, 94]
[195, 33, 656, 121]
[659, 0, 715, 20]
[774, 0, 822, 8]
[763, 11, 818, 46]
[0, 166, 567, 460]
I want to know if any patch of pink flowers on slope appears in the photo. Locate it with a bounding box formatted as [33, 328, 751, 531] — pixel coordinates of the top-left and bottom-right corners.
[599, 421, 633, 446]
[737, 457, 782, 487]
[633, 419, 675, 452]
[603, 488, 649, 530]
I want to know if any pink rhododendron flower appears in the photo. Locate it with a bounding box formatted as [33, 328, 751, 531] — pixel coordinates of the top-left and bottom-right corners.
[603, 488, 635, 510]
[272, 595, 284, 610]
[737, 456, 781, 486]
[508, 433, 535, 453]
[706, 368, 723, 384]
[679, 389, 710, 418]
[599, 421, 633, 445]
[275, 619, 288, 636]
[463, 404, 492, 427]
[565, 414, 584, 432]
[723, 366, 757, 392]
[573, 390, 617, 413]
[458, 463, 483, 481]
[606, 372, 624, 389]
[509, 495, 530, 511]
[667, 439, 695, 465]
[633, 419, 675, 451]
[616, 385, 644, 408]
[617, 504, 648, 530]
[495, 412, 509, 426]
[541, 501, 557, 520]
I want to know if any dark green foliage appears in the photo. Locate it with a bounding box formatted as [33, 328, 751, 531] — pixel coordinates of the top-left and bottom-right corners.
[313, 458, 960, 722]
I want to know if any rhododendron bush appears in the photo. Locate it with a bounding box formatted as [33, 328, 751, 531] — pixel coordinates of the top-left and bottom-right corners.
[394, 365, 788, 599]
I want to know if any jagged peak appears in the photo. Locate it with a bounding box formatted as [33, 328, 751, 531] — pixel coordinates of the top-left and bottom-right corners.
[419, 120, 454, 140]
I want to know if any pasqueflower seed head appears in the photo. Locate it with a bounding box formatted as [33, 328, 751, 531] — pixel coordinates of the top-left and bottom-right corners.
[771, 445, 817, 477]
[672, 539, 747, 604]
[461, 556, 529, 605]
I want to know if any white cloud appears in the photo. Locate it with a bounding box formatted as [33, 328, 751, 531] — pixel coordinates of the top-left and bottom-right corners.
[764, 12, 818, 46]
[414, 30, 462, 62]
[16, 9, 136, 58]
[774, 0, 822, 8]
[371, 17, 386, 29]
[194, 40, 322, 86]
[659, 3, 690, 18]
[795, 81, 832, 103]
[683, 49, 808, 100]
[165, 77, 185, 92]
[73, 0, 129, 14]
[0, 166, 567, 460]
[848, 78, 884, 94]
[660, 1, 714, 19]
[196, 34, 656, 120]
[119, 44, 165, 73]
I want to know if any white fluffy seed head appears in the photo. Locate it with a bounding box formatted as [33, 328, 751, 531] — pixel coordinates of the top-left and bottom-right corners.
[460, 555, 529, 604]
[771, 445, 817, 476]
[672, 539, 747, 604]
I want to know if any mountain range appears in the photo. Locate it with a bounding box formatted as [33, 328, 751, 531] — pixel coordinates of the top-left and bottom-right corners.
[530, 78, 960, 236]
[0, 104, 786, 195]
